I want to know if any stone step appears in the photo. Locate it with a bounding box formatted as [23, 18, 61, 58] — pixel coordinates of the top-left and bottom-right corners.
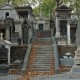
[30, 65, 52, 67]
[35, 50, 52, 52]
[35, 47, 52, 49]
[34, 58, 51, 61]
[36, 50, 53, 52]
[36, 52, 52, 54]
[35, 54, 52, 56]
[36, 47, 52, 49]
[34, 60, 52, 62]
[34, 58, 52, 61]
[35, 54, 53, 58]
[32, 66, 51, 68]
[36, 38, 51, 40]
[33, 45, 52, 48]
[34, 42, 52, 45]
[31, 68, 50, 72]
[33, 62, 52, 64]
[30, 67, 51, 70]
[36, 50, 52, 52]
[29, 63, 51, 67]
[35, 56, 51, 58]
[30, 66, 51, 69]
[36, 49, 53, 51]
[35, 40, 51, 42]
[32, 62, 52, 65]
[36, 38, 51, 41]
[34, 61, 52, 64]
[34, 57, 52, 60]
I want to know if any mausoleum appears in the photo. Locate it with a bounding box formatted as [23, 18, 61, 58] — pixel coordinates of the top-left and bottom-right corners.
[55, 4, 73, 44]
[0, 3, 34, 44]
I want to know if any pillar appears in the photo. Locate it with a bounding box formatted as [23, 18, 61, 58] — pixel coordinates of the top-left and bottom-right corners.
[5, 45, 11, 65]
[67, 21, 71, 44]
[55, 14, 60, 38]
[6, 28, 10, 41]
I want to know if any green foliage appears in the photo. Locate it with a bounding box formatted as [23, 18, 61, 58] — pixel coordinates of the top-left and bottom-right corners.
[12, 0, 24, 6]
[41, 0, 56, 17]
[0, 0, 5, 6]
[33, 0, 56, 17]
[33, 7, 40, 17]
[0, 0, 80, 18]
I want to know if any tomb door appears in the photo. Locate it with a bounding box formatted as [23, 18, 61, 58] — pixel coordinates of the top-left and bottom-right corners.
[70, 27, 76, 43]
[60, 20, 67, 36]
[22, 26, 29, 43]
[39, 24, 44, 31]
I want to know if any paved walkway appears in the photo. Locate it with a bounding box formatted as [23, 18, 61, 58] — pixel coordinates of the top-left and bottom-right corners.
[0, 74, 20, 80]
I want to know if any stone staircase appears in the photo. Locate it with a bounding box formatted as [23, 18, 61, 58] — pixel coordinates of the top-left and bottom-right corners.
[27, 38, 54, 74]
[18, 37, 55, 80]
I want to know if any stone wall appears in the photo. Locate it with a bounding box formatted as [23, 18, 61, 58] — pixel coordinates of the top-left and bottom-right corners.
[58, 45, 77, 58]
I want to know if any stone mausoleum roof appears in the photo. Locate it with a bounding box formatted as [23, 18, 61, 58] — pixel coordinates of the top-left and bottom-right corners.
[56, 4, 72, 11]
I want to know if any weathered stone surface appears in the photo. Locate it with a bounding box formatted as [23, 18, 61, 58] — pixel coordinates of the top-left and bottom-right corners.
[76, 20, 80, 49]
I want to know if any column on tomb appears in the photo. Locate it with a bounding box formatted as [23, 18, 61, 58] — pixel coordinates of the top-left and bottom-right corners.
[55, 13, 60, 38]
[67, 20, 71, 44]
[6, 45, 10, 64]
[5, 28, 10, 41]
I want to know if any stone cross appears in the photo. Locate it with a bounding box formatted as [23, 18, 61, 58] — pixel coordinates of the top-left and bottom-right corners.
[0, 33, 3, 39]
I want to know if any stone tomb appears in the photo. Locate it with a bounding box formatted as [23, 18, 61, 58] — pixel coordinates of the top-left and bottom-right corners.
[55, 4, 72, 44]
